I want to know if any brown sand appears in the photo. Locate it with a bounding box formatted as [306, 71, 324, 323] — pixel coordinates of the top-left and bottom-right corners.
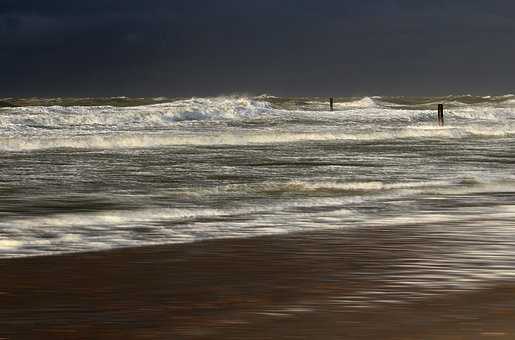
[1, 228, 515, 339]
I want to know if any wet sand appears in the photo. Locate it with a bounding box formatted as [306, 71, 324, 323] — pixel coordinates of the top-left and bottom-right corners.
[2, 226, 515, 339]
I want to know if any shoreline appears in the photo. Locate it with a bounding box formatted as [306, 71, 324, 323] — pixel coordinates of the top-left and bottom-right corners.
[2, 229, 515, 339]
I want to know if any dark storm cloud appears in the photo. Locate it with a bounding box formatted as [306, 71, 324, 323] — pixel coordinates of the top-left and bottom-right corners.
[1, 0, 515, 97]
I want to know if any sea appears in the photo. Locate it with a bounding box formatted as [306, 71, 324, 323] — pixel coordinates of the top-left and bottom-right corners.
[1, 94, 515, 304]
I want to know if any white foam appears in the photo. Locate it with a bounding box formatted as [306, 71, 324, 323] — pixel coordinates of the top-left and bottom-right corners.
[0, 239, 22, 250]
[3, 176, 515, 258]
[0, 96, 275, 131]
[1, 95, 514, 152]
[0, 123, 514, 152]
[255, 94, 279, 99]
[1, 207, 230, 229]
[249, 180, 451, 194]
[334, 97, 377, 109]
[0, 197, 357, 258]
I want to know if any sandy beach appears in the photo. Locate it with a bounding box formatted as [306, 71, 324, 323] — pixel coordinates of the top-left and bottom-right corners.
[2, 227, 515, 339]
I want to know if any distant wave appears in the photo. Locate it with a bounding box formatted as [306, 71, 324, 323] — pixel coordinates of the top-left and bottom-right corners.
[379, 94, 515, 108]
[0, 96, 274, 130]
[1, 95, 514, 152]
[2, 95, 514, 133]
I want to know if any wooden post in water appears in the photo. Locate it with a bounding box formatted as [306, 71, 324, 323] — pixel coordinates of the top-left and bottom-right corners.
[438, 104, 444, 126]
[330, 97, 334, 111]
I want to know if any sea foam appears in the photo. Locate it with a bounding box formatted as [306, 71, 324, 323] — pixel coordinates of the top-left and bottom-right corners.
[0, 124, 514, 151]
[0, 96, 514, 152]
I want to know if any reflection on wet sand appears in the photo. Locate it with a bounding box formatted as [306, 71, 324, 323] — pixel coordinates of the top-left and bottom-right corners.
[2, 221, 515, 339]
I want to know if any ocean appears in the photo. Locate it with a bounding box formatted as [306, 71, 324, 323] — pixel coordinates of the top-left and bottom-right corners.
[1, 94, 515, 306]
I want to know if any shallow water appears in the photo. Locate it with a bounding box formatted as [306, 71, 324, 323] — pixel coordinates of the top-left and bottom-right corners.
[1, 95, 515, 299]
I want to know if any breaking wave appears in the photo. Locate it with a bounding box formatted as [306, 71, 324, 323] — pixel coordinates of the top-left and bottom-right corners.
[0, 96, 275, 131]
[0, 124, 513, 151]
[0, 95, 514, 152]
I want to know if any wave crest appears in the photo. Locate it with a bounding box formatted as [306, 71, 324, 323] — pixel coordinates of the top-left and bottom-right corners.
[1, 124, 514, 151]
[0, 96, 274, 130]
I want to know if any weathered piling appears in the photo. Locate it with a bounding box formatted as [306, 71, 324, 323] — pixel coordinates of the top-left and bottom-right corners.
[330, 97, 334, 111]
[438, 104, 444, 126]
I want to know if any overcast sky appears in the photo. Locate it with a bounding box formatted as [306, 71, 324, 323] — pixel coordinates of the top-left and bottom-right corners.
[1, 0, 515, 97]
